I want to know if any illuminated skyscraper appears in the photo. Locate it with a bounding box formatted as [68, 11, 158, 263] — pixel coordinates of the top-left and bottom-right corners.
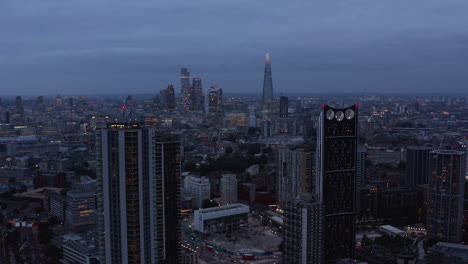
[160, 84, 176, 111]
[181, 68, 190, 107]
[427, 150, 466, 243]
[262, 53, 273, 104]
[206, 85, 223, 116]
[97, 124, 182, 264]
[191, 77, 204, 111]
[280, 95, 289, 118]
[316, 104, 358, 262]
[248, 106, 257, 127]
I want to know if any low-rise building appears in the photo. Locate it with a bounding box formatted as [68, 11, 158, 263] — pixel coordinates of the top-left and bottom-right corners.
[185, 175, 211, 209]
[60, 234, 99, 264]
[194, 203, 249, 234]
[427, 242, 468, 264]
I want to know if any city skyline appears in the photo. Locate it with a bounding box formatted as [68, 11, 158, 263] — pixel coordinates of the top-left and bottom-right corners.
[2, 1, 468, 95]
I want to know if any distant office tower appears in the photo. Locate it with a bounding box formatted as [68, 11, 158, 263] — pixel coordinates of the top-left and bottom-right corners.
[262, 53, 273, 104]
[15, 96, 24, 115]
[220, 174, 238, 205]
[427, 150, 466, 243]
[160, 84, 176, 111]
[283, 193, 324, 264]
[34, 96, 45, 113]
[97, 124, 181, 264]
[0, 97, 2, 108]
[184, 175, 211, 209]
[5, 111, 10, 124]
[248, 106, 257, 128]
[159, 89, 167, 107]
[279, 96, 289, 118]
[262, 120, 273, 137]
[55, 94, 63, 105]
[37, 95, 44, 105]
[206, 85, 223, 116]
[190, 77, 204, 111]
[356, 148, 367, 186]
[181, 68, 190, 105]
[316, 104, 358, 262]
[68, 97, 73, 108]
[78, 96, 85, 108]
[406, 146, 432, 186]
[277, 147, 313, 206]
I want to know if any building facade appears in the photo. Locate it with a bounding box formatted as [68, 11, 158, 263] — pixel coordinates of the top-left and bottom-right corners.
[283, 193, 324, 264]
[356, 148, 367, 187]
[184, 175, 211, 209]
[193, 203, 249, 234]
[277, 147, 313, 206]
[220, 174, 237, 205]
[316, 105, 358, 262]
[97, 124, 182, 264]
[427, 150, 466, 243]
[406, 146, 432, 186]
[279, 96, 289, 118]
[181, 68, 190, 108]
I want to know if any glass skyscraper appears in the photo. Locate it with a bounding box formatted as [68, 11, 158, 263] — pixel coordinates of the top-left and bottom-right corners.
[262, 53, 273, 104]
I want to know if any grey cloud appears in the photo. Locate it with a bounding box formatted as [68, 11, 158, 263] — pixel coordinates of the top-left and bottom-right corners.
[1, 0, 468, 95]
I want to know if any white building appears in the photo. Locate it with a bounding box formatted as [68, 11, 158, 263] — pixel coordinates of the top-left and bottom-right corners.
[60, 234, 98, 264]
[185, 175, 211, 208]
[220, 174, 237, 205]
[194, 203, 249, 234]
[379, 225, 405, 237]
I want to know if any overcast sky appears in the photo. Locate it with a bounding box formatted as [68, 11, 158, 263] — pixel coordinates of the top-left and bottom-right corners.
[1, 0, 468, 95]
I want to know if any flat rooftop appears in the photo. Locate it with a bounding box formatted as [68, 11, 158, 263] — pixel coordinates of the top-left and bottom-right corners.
[198, 203, 249, 214]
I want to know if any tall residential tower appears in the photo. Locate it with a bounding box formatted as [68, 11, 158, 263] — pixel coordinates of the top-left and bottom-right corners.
[427, 150, 466, 243]
[97, 124, 182, 264]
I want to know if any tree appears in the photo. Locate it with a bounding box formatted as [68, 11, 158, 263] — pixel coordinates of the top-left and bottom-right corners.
[225, 146, 234, 155]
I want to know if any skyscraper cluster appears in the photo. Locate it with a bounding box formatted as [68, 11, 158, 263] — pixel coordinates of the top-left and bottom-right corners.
[179, 68, 223, 115]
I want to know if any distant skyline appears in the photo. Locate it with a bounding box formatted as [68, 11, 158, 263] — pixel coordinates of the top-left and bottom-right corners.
[1, 0, 468, 95]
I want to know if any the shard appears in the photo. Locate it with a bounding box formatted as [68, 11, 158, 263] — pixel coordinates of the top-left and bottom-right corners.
[262, 53, 273, 104]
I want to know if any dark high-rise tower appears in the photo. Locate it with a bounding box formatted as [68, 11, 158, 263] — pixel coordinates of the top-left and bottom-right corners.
[162, 84, 176, 111]
[97, 124, 182, 264]
[15, 96, 24, 115]
[191, 77, 203, 111]
[181, 68, 190, 107]
[406, 146, 432, 187]
[262, 53, 273, 104]
[205, 84, 223, 117]
[316, 104, 358, 262]
[279, 95, 289, 118]
[427, 150, 466, 243]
